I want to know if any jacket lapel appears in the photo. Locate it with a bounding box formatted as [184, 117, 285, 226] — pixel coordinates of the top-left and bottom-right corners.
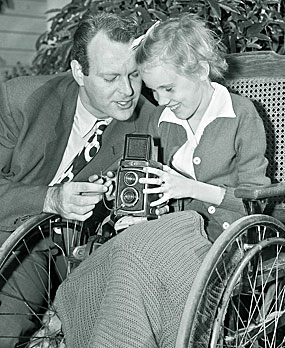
[44, 77, 79, 181]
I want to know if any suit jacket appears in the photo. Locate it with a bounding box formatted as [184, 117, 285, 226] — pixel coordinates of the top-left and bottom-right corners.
[0, 72, 157, 232]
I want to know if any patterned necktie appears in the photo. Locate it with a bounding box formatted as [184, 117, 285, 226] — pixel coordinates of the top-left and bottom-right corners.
[58, 120, 108, 183]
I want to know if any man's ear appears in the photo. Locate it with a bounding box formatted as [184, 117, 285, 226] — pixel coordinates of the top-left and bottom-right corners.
[71, 60, 84, 86]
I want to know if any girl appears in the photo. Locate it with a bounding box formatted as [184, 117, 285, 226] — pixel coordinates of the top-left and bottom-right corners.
[136, 14, 270, 241]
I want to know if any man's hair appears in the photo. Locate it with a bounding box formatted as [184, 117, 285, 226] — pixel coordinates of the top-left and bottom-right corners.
[72, 12, 139, 75]
[135, 14, 228, 81]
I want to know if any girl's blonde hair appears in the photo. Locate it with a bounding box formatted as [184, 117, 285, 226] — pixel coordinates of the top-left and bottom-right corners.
[135, 14, 228, 80]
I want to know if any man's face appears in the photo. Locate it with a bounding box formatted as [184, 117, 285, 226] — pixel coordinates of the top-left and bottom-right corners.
[73, 31, 142, 121]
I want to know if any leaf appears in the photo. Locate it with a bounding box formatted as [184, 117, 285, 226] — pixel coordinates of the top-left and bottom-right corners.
[206, 0, 221, 19]
[219, 3, 240, 14]
[147, 9, 168, 21]
[254, 33, 271, 41]
[247, 22, 263, 35]
[246, 42, 262, 49]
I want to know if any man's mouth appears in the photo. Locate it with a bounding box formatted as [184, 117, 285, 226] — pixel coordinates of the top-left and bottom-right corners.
[116, 100, 133, 109]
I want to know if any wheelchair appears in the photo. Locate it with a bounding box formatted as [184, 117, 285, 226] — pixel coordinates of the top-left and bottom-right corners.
[176, 201, 285, 347]
[0, 213, 103, 347]
[2, 197, 285, 347]
[176, 51, 285, 348]
[1, 51, 285, 347]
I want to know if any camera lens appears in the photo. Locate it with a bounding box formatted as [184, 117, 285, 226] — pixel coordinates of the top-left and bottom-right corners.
[124, 171, 138, 186]
[121, 187, 139, 207]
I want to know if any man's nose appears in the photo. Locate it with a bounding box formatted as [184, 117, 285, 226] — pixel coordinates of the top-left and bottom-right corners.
[118, 77, 133, 96]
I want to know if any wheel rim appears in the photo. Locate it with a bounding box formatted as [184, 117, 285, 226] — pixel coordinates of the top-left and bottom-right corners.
[211, 236, 285, 348]
[176, 214, 285, 348]
[0, 214, 87, 347]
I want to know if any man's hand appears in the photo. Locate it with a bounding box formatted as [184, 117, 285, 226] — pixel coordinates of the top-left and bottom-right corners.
[43, 179, 107, 221]
[89, 171, 117, 201]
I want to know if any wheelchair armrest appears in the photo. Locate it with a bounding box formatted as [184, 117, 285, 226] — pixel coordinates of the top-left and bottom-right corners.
[234, 182, 285, 200]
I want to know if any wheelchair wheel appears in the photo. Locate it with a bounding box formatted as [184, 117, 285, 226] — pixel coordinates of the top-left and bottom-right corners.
[0, 213, 92, 348]
[176, 214, 285, 348]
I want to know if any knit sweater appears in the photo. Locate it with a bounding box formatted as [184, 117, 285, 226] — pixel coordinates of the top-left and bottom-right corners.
[149, 92, 270, 241]
[55, 210, 212, 348]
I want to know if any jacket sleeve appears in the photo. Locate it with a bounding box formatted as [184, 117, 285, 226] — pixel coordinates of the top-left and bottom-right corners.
[0, 82, 48, 232]
[219, 98, 270, 210]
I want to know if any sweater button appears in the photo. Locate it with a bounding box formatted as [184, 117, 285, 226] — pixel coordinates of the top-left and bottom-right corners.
[222, 222, 230, 230]
[208, 206, 216, 214]
[193, 156, 201, 165]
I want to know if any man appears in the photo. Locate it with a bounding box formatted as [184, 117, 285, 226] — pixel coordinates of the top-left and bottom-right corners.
[0, 12, 158, 347]
[54, 14, 271, 348]
[0, 12, 155, 232]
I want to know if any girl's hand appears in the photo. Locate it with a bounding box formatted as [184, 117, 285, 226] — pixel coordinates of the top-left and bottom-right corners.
[139, 165, 194, 206]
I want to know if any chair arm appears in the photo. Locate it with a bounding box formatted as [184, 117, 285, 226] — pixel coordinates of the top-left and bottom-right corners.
[234, 183, 285, 200]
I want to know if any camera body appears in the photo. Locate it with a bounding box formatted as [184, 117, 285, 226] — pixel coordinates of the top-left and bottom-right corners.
[114, 134, 162, 218]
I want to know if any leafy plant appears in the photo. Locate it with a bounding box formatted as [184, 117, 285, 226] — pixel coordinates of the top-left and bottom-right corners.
[7, 0, 285, 76]
[221, 0, 285, 53]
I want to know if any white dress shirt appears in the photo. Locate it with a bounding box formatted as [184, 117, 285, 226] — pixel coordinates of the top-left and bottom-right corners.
[49, 96, 112, 186]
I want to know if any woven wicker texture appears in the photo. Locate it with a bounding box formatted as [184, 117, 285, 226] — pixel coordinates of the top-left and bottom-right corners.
[226, 77, 285, 207]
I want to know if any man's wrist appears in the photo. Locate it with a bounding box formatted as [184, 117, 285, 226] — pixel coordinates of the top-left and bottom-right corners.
[43, 186, 57, 214]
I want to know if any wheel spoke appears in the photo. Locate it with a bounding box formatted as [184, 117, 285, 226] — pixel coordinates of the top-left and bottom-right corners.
[176, 215, 285, 348]
[0, 214, 90, 347]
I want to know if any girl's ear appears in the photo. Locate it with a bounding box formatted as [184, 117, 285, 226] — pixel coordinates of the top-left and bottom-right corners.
[197, 61, 210, 81]
[70, 60, 85, 86]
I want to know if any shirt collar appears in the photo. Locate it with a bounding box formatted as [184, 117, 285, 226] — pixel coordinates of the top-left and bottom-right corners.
[158, 82, 236, 133]
[75, 96, 112, 137]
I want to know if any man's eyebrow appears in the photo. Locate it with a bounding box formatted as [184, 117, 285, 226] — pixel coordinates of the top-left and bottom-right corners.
[98, 69, 138, 77]
[98, 72, 118, 76]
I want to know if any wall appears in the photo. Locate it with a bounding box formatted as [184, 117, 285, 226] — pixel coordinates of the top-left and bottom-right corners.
[0, 0, 70, 81]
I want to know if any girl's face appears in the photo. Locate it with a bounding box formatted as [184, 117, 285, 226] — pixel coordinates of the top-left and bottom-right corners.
[139, 62, 213, 121]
